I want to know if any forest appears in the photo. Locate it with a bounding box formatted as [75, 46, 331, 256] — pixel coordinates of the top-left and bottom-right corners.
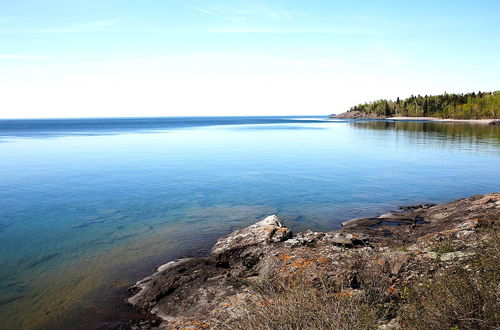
[349, 91, 500, 119]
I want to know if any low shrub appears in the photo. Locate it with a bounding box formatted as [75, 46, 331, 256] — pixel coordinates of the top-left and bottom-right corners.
[400, 237, 500, 330]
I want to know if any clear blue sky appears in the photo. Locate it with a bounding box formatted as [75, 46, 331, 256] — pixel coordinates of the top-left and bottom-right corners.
[1, 0, 499, 118]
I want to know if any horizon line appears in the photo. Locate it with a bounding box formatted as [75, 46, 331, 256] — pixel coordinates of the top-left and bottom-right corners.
[0, 114, 330, 120]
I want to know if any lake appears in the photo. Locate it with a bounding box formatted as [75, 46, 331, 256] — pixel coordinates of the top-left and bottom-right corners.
[1, 117, 499, 329]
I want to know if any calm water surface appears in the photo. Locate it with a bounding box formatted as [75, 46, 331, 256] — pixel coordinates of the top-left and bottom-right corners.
[1, 117, 499, 329]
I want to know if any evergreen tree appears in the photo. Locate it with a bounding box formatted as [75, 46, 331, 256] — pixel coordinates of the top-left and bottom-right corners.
[384, 102, 391, 117]
[347, 91, 500, 119]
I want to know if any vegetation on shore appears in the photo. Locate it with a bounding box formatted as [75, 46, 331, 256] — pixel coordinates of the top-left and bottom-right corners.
[349, 91, 500, 119]
[219, 218, 500, 330]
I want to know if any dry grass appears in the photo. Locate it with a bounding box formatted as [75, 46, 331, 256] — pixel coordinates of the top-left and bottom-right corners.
[213, 227, 499, 330]
[400, 234, 500, 330]
[214, 256, 393, 330]
[216, 280, 379, 330]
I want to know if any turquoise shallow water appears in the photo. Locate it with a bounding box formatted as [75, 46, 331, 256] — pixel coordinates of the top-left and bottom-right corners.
[0, 117, 499, 328]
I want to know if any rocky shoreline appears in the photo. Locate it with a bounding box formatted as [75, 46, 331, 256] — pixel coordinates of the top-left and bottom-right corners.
[121, 193, 499, 329]
[331, 111, 384, 119]
[330, 111, 500, 124]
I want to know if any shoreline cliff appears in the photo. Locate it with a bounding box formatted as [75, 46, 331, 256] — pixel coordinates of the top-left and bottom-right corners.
[120, 193, 500, 329]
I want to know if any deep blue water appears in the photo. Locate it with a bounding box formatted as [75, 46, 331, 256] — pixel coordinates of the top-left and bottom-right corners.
[0, 116, 499, 329]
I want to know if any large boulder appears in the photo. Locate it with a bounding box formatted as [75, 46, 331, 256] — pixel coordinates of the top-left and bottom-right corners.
[211, 215, 291, 259]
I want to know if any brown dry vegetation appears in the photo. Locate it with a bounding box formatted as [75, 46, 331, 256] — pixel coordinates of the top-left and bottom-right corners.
[216, 231, 499, 330]
[215, 277, 384, 329]
[400, 233, 500, 330]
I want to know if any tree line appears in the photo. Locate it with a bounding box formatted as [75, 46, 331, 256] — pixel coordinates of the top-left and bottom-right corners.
[349, 91, 500, 119]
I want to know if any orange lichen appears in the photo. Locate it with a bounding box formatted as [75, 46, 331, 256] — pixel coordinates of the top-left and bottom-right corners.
[290, 258, 312, 268]
[333, 288, 355, 298]
[317, 257, 329, 263]
[182, 321, 210, 330]
[385, 285, 399, 296]
[260, 298, 274, 307]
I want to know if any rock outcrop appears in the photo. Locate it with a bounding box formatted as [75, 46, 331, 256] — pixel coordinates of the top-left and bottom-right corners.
[125, 193, 499, 329]
[126, 216, 292, 328]
[330, 111, 385, 119]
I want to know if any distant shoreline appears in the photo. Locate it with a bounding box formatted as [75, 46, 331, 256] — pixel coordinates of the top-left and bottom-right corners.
[331, 111, 499, 124]
[344, 91, 500, 120]
[387, 117, 498, 124]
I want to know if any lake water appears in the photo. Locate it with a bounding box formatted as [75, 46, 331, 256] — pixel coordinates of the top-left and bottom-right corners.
[1, 117, 499, 329]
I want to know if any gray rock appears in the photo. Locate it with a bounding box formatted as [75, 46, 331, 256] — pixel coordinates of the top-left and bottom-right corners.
[211, 214, 291, 261]
[440, 251, 473, 261]
[331, 234, 353, 245]
[341, 217, 368, 227]
[332, 111, 385, 119]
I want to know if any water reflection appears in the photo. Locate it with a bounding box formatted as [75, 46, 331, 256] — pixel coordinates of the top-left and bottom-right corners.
[351, 121, 500, 146]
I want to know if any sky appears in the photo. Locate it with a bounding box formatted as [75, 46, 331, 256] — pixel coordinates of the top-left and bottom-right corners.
[0, 0, 499, 118]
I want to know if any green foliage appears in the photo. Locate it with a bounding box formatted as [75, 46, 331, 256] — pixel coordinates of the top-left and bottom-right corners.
[350, 91, 500, 119]
[432, 239, 455, 256]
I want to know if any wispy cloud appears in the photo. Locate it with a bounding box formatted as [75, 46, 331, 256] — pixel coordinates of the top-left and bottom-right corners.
[209, 27, 281, 33]
[174, 2, 377, 35]
[0, 17, 15, 23]
[178, 2, 301, 25]
[180, 3, 242, 24]
[233, 3, 299, 21]
[0, 54, 51, 60]
[279, 58, 348, 70]
[0, 19, 120, 34]
[209, 27, 378, 35]
[38, 19, 120, 33]
[360, 56, 410, 65]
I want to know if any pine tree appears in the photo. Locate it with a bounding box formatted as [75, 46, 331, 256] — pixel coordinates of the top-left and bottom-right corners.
[384, 102, 391, 117]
